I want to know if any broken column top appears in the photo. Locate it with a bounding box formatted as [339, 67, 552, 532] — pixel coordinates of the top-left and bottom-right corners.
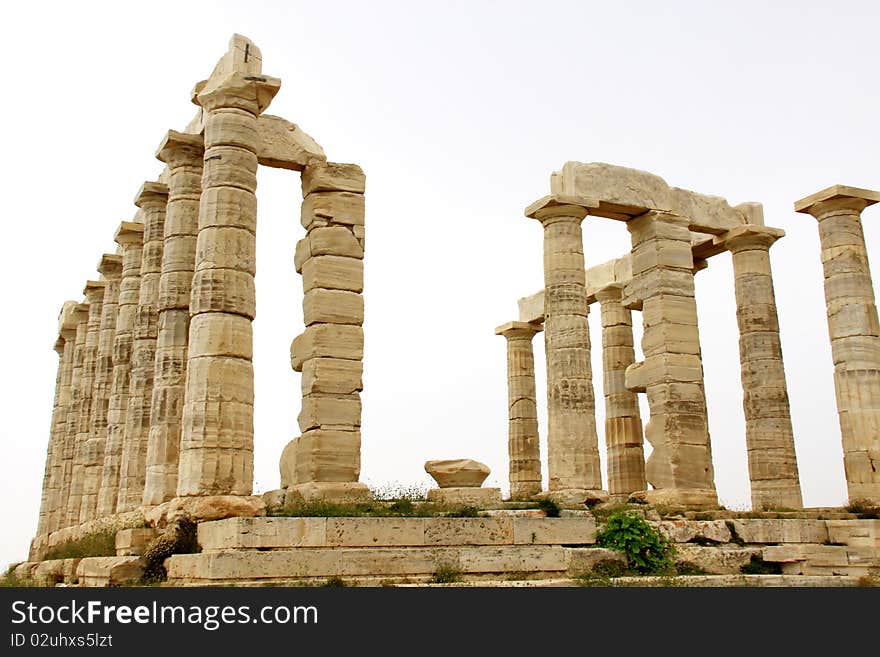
[794, 184, 880, 214]
[495, 321, 543, 337]
[57, 300, 81, 335]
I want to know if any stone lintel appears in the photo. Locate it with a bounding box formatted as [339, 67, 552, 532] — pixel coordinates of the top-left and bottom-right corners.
[114, 221, 145, 246]
[256, 115, 325, 171]
[155, 130, 204, 162]
[593, 283, 625, 303]
[735, 202, 765, 226]
[97, 253, 123, 277]
[794, 185, 880, 214]
[495, 321, 543, 338]
[518, 291, 546, 324]
[134, 181, 169, 208]
[525, 194, 596, 221]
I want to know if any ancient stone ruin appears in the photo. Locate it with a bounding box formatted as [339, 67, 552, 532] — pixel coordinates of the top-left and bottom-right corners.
[17, 36, 880, 587]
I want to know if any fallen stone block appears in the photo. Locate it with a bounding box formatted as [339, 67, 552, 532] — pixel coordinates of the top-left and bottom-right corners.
[76, 556, 146, 587]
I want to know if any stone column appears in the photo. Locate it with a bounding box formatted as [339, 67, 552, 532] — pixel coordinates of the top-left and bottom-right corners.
[282, 161, 370, 503]
[57, 303, 89, 528]
[96, 222, 145, 517]
[36, 302, 79, 536]
[66, 281, 105, 526]
[177, 70, 280, 497]
[143, 131, 204, 507]
[795, 185, 880, 504]
[595, 284, 646, 500]
[495, 321, 543, 500]
[624, 211, 717, 507]
[724, 226, 802, 510]
[525, 196, 605, 504]
[79, 254, 123, 521]
[117, 183, 168, 512]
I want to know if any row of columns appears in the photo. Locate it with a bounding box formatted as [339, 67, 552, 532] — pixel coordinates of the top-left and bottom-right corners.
[500, 185, 879, 508]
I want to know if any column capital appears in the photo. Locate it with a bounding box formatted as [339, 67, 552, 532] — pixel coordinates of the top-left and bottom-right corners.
[97, 253, 123, 279]
[794, 185, 880, 218]
[83, 280, 105, 303]
[134, 181, 169, 209]
[196, 71, 281, 115]
[525, 194, 595, 224]
[114, 221, 145, 246]
[495, 320, 542, 339]
[721, 225, 785, 253]
[156, 130, 204, 166]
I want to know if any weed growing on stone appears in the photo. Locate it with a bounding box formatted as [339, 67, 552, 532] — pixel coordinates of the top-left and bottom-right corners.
[595, 511, 675, 575]
[43, 530, 116, 561]
[431, 562, 462, 584]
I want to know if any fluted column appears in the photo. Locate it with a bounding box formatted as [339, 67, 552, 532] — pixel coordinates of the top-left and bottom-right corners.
[57, 303, 89, 528]
[36, 302, 79, 535]
[624, 211, 717, 507]
[117, 183, 168, 512]
[595, 284, 646, 500]
[795, 185, 880, 504]
[143, 131, 204, 506]
[177, 70, 279, 497]
[66, 281, 105, 525]
[79, 254, 123, 521]
[525, 196, 604, 501]
[96, 222, 145, 517]
[724, 226, 802, 510]
[495, 321, 543, 500]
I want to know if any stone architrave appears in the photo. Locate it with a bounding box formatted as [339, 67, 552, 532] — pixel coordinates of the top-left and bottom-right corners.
[495, 321, 543, 500]
[36, 302, 79, 535]
[117, 183, 168, 512]
[143, 131, 204, 507]
[723, 225, 802, 510]
[525, 196, 605, 502]
[280, 160, 370, 503]
[79, 254, 123, 522]
[177, 64, 280, 497]
[96, 222, 145, 517]
[624, 211, 718, 507]
[595, 284, 646, 500]
[57, 303, 89, 529]
[66, 281, 106, 526]
[795, 185, 880, 504]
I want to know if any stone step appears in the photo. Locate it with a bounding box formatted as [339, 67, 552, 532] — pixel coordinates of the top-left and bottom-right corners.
[197, 516, 597, 551]
[76, 556, 145, 587]
[398, 575, 865, 587]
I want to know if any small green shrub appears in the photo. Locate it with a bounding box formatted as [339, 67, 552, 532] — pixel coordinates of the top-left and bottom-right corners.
[536, 499, 561, 518]
[43, 530, 116, 561]
[595, 511, 674, 575]
[431, 562, 462, 584]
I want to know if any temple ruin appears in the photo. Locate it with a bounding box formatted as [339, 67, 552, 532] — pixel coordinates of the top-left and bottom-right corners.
[16, 36, 880, 587]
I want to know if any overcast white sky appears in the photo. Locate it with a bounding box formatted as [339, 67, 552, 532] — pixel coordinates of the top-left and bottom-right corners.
[2, 1, 878, 568]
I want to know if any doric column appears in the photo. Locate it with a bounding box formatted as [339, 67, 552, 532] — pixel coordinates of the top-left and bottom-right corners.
[723, 225, 802, 510]
[525, 196, 605, 501]
[595, 284, 646, 500]
[79, 254, 123, 521]
[795, 185, 880, 504]
[96, 222, 145, 517]
[57, 303, 89, 528]
[283, 161, 370, 502]
[177, 70, 279, 497]
[36, 302, 79, 535]
[66, 281, 105, 526]
[117, 183, 168, 512]
[495, 321, 543, 500]
[624, 211, 718, 507]
[143, 131, 204, 507]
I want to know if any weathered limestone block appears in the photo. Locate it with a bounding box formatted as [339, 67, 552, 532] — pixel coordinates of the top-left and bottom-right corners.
[144, 494, 265, 528]
[67, 281, 106, 527]
[301, 191, 365, 230]
[96, 223, 144, 518]
[298, 393, 362, 432]
[526, 196, 604, 497]
[303, 289, 364, 326]
[32, 558, 81, 586]
[425, 459, 491, 488]
[724, 224, 802, 510]
[654, 520, 731, 543]
[427, 487, 503, 506]
[730, 519, 830, 544]
[117, 182, 168, 513]
[256, 114, 325, 170]
[496, 321, 543, 500]
[565, 547, 628, 574]
[512, 517, 596, 545]
[596, 285, 646, 499]
[301, 357, 363, 395]
[423, 518, 512, 545]
[199, 517, 328, 551]
[674, 546, 762, 574]
[290, 324, 363, 370]
[301, 162, 365, 196]
[295, 227, 364, 274]
[80, 255, 124, 523]
[76, 556, 146, 587]
[301, 255, 363, 293]
[282, 429, 362, 484]
[826, 519, 880, 549]
[795, 185, 880, 505]
[115, 528, 159, 556]
[178, 57, 279, 498]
